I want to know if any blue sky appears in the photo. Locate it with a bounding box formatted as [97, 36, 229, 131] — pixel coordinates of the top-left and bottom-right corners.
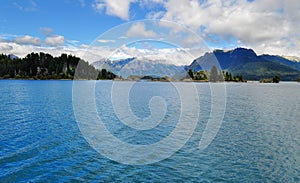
[0, 0, 124, 44]
[0, 0, 167, 45]
[0, 0, 299, 65]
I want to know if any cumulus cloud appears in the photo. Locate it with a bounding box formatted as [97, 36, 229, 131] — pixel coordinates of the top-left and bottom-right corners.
[0, 41, 205, 65]
[87, 0, 300, 57]
[146, 11, 165, 19]
[148, 0, 300, 56]
[126, 22, 157, 38]
[2, 0, 300, 65]
[0, 42, 102, 62]
[108, 45, 204, 65]
[0, 44, 13, 51]
[45, 35, 65, 46]
[14, 35, 41, 46]
[97, 39, 116, 43]
[0, 38, 9, 43]
[92, 0, 135, 20]
[202, 1, 288, 44]
[180, 34, 202, 47]
[40, 28, 66, 46]
[40, 27, 54, 37]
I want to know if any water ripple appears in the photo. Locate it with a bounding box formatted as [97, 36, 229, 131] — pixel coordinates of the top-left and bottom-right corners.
[0, 81, 299, 182]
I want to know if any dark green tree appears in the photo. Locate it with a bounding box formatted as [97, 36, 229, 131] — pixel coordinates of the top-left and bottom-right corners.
[194, 70, 207, 80]
[0, 52, 117, 80]
[233, 74, 244, 82]
[273, 75, 280, 83]
[225, 71, 229, 81]
[188, 69, 194, 79]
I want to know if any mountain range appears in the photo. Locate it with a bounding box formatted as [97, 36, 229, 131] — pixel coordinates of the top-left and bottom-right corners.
[92, 57, 185, 78]
[189, 48, 300, 80]
[92, 48, 300, 81]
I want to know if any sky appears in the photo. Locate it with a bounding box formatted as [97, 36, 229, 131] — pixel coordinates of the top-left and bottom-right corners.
[0, 0, 299, 65]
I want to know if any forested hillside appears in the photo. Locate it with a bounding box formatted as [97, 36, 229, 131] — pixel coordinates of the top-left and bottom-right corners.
[0, 53, 116, 80]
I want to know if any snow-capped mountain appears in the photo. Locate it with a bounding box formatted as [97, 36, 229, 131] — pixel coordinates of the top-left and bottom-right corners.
[282, 56, 300, 62]
[91, 57, 186, 78]
[8, 54, 19, 60]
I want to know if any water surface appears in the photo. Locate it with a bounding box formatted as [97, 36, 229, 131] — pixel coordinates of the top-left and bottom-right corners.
[0, 80, 299, 182]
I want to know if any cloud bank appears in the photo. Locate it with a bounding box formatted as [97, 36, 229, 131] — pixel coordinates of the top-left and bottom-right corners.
[1, 0, 300, 66]
[91, 0, 300, 57]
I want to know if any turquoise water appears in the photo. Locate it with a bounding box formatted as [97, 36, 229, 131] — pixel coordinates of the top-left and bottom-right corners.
[0, 80, 300, 182]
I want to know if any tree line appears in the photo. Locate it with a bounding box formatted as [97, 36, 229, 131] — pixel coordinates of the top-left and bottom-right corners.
[188, 65, 245, 82]
[0, 53, 117, 80]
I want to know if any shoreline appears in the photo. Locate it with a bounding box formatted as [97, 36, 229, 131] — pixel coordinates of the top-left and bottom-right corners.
[1, 78, 299, 83]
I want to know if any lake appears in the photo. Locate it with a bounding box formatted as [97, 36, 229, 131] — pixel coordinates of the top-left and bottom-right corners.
[0, 80, 300, 182]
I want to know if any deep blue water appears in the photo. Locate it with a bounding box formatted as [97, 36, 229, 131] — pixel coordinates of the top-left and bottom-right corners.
[0, 80, 300, 182]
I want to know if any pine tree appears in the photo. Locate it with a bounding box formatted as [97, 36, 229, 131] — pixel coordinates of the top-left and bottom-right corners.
[188, 69, 194, 79]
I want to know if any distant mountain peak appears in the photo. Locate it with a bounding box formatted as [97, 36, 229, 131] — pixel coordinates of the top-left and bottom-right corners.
[189, 47, 300, 81]
[213, 47, 256, 54]
[8, 54, 19, 60]
[282, 56, 300, 62]
[91, 57, 185, 78]
[230, 47, 257, 56]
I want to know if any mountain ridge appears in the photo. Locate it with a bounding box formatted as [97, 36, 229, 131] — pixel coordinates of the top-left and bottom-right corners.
[2, 47, 299, 81]
[92, 48, 300, 80]
[92, 57, 185, 78]
[189, 48, 300, 81]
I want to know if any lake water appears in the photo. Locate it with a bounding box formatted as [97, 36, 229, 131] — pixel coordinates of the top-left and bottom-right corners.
[0, 80, 300, 182]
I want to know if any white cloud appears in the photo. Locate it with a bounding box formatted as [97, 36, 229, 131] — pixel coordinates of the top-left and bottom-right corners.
[0, 44, 13, 51]
[40, 27, 54, 36]
[118, 36, 128, 39]
[45, 35, 65, 46]
[148, 0, 300, 57]
[97, 39, 116, 43]
[14, 35, 41, 46]
[180, 34, 202, 47]
[146, 11, 165, 19]
[204, 1, 288, 44]
[92, 0, 135, 20]
[3, 38, 298, 67]
[13, 0, 38, 12]
[0, 41, 204, 65]
[0, 41, 122, 63]
[126, 22, 157, 38]
[67, 40, 80, 46]
[89, 0, 300, 56]
[2, 0, 300, 66]
[109, 45, 203, 65]
[0, 38, 9, 43]
[92, 1, 105, 12]
[0, 42, 41, 57]
[160, 0, 204, 31]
